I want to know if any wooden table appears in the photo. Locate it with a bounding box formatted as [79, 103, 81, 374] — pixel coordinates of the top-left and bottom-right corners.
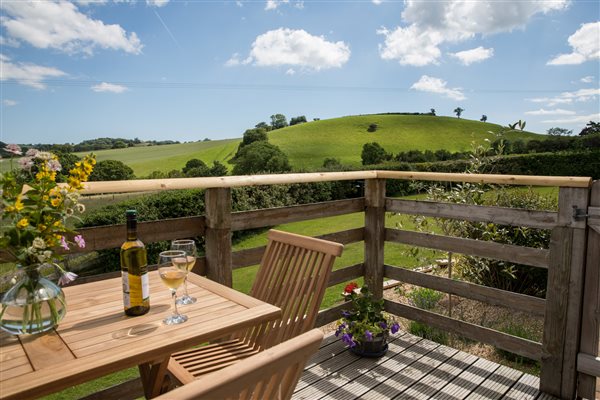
[0, 272, 281, 400]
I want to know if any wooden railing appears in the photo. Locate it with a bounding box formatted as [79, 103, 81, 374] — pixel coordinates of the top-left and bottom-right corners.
[35, 171, 597, 399]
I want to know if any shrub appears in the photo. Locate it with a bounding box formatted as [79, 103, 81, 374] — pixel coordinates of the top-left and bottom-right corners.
[495, 322, 539, 365]
[89, 160, 135, 181]
[407, 287, 443, 310]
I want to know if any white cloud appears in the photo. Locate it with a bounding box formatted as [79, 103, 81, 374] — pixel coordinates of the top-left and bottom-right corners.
[265, 0, 288, 10]
[243, 28, 350, 71]
[285, 68, 296, 75]
[528, 88, 600, 107]
[524, 108, 576, 116]
[0, 54, 67, 89]
[91, 82, 129, 93]
[372, 0, 383, 4]
[146, 0, 169, 6]
[581, 76, 595, 83]
[548, 22, 600, 65]
[1, 1, 143, 56]
[378, 25, 443, 66]
[379, 0, 568, 66]
[410, 75, 466, 101]
[2, 99, 18, 107]
[449, 46, 494, 65]
[542, 113, 600, 124]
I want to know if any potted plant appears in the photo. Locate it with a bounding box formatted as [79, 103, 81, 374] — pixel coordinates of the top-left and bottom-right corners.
[335, 282, 399, 357]
[0, 144, 95, 334]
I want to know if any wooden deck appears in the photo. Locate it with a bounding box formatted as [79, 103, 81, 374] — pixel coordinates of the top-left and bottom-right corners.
[293, 332, 558, 400]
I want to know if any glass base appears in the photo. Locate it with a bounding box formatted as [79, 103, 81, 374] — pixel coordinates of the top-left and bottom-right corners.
[176, 295, 197, 305]
[163, 313, 188, 325]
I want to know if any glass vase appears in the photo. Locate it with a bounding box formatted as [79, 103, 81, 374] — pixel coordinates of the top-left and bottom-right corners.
[0, 264, 67, 335]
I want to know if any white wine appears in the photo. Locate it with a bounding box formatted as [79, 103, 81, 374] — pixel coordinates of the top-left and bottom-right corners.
[121, 210, 150, 316]
[173, 256, 196, 272]
[159, 268, 186, 290]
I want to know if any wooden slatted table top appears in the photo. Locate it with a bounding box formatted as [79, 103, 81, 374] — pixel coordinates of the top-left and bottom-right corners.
[0, 272, 281, 400]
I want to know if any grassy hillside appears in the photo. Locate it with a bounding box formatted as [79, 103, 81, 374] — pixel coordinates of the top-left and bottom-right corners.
[75, 139, 239, 177]
[62, 114, 544, 176]
[269, 115, 543, 169]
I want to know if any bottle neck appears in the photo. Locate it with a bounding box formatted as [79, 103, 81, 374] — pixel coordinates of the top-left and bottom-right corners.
[126, 218, 137, 241]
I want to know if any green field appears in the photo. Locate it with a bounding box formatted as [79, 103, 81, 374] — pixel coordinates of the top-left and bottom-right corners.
[58, 115, 545, 177]
[270, 115, 543, 169]
[75, 139, 240, 177]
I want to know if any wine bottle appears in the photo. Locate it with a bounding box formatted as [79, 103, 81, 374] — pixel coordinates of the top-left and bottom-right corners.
[121, 210, 150, 316]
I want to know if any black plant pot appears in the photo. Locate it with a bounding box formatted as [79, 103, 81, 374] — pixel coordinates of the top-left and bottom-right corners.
[349, 335, 388, 358]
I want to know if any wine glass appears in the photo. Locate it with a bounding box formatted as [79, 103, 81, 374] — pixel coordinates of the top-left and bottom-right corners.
[158, 250, 188, 325]
[170, 239, 197, 305]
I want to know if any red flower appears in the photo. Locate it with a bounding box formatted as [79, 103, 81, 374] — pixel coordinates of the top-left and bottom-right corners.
[344, 282, 358, 294]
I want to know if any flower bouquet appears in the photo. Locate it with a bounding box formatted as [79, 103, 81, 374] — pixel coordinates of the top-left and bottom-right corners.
[335, 282, 399, 357]
[1, 144, 95, 334]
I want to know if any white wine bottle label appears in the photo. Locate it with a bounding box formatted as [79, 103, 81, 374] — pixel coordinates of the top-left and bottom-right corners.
[122, 271, 131, 308]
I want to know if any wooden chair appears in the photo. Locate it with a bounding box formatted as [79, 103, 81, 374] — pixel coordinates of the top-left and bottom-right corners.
[167, 229, 343, 384]
[157, 329, 323, 400]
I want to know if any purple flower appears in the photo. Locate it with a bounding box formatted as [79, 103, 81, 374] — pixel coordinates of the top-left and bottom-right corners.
[4, 144, 22, 155]
[379, 321, 388, 330]
[335, 323, 345, 337]
[25, 148, 39, 157]
[60, 236, 70, 251]
[341, 310, 351, 318]
[58, 271, 78, 286]
[365, 330, 373, 341]
[342, 333, 355, 348]
[391, 322, 400, 334]
[74, 235, 85, 248]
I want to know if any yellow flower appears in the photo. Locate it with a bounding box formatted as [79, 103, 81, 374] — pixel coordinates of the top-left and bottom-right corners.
[38, 224, 47, 232]
[17, 218, 28, 229]
[51, 197, 61, 207]
[14, 196, 24, 212]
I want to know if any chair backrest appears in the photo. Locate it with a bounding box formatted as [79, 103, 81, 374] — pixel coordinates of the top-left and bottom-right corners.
[157, 329, 324, 400]
[246, 230, 343, 349]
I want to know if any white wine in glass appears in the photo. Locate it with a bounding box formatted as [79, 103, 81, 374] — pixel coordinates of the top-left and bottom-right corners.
[171, 239, 197, 305]
[158, 250, 188, 325]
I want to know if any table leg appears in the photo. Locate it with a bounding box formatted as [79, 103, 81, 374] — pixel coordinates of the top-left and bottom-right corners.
[138, 357, 171, 399]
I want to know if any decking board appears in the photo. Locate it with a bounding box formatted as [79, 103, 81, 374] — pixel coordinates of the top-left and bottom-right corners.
[293, 332, 558, 400]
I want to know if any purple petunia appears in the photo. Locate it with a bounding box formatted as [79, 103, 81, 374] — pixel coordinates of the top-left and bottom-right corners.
[379, 321, 388, 330]
[365, 330, 373, 341]
[58, 271, 78, 286]
[342, 333, 355, 348]
[341, 310, 351, 318]
[391, 322, 400, 334]
[74, 235, 85, 248]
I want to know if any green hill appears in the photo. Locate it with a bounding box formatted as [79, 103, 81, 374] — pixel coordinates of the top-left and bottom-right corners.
[75, 139, 240, 177]
[269, 115, 543, 170]
[68, 114, 543, 176]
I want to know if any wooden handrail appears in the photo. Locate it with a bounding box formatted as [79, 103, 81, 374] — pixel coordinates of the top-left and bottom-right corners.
[75, 170, 592, 195]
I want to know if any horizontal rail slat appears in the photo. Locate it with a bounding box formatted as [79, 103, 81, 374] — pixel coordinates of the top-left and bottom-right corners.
[385, 228, 549, 269]
[384, 299, 543, 361]
[386, 199, 558, 229]
[231, 198, 365, 231]
[577, 353, 600, 377]
[377, 170, 592, 188]
[73, 216, 206, 252]
[384, 265, 546, 317]
[232, 228, 365, 269]
[328, 264, 364, 287]
[316, 302, 348, 327]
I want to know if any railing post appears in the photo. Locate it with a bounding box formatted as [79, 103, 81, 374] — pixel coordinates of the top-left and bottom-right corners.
[204, 187, 232, 287]
[541, 186, 590, 398]
[364, 178, 386, 299]
[578, 180, 599, 399]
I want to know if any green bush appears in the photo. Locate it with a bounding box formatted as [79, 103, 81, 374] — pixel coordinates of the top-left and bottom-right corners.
[407, 287, 443, 310]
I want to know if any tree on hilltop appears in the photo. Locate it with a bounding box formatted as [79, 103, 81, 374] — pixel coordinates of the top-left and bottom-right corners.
[454, 107, 464, 118]
[231, 141, 291, 175]
[480, 115, 487, 122]
[361, 142, 387, 165]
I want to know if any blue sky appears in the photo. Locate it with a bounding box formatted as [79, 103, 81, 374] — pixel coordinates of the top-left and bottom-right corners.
[1, 0, 599, 144]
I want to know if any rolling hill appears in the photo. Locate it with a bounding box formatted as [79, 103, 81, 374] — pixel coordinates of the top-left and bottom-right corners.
[67, 114, 543, 176]
[269, 115, 543, 169]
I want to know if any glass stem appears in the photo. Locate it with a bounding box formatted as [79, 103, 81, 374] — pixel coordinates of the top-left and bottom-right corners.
[182, 278, 189, 297]
[171, 290, 180, 316]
